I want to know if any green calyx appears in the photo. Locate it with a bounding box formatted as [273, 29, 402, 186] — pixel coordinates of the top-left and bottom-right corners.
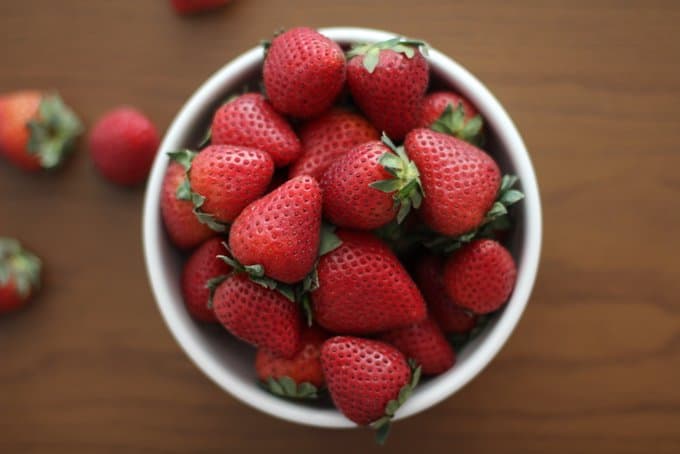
[168, 149, 227, 233]
[0, 238, 42, 298]
[430, 102, 484, 146]
[370, 359, 422, 445]
[26, 94, 83, 169]
[347, 37, 429, 73]
[370, 133, 425, 224]
[263, 376, 319, 400]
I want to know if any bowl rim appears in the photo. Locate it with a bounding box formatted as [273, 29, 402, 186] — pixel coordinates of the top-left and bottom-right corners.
[143, 26, 542, 429]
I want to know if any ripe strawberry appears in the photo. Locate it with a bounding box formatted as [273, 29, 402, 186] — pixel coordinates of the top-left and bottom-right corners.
[211, 93, 301, 167]
[321, 336, 420, 443]
[413, 255, 477, 334]
[444, 239, 517, 314]
[170, 0, 229, 14]
[380, 317, 455, 376]
[256, 326, 328, 399]
[289, 110, 379, 180]
[89, 107, 160, 186]
[0, 91, 82, 171]
[160, 161, 213, 249]
[213, 273, 301, 358]
[263, 27, 346, 119]
[347, 38, 429, 141]
[0, 238, 42, 315]
[180, 237, 231, 322]
[404, 128, 501, 236]
[229, 176, 322, 284]
[321, 135, 423, 230]
[311, 230, 427, 334]
[418, 91, 483, 145]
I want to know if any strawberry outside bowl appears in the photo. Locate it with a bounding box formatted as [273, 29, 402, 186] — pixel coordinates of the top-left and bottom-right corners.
[142, 26, 542, 429]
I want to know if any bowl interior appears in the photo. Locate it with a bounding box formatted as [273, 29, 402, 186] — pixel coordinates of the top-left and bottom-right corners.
[143, 27, 541, 428]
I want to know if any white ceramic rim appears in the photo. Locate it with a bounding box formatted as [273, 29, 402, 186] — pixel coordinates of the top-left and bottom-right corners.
[143, 27, 542, 429]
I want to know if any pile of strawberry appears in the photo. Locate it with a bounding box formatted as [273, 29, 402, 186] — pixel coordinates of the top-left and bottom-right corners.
[160, 27, 524, 443]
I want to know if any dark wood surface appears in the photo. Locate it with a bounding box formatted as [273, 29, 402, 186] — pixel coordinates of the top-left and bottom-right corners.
[1, 1, 679, 452]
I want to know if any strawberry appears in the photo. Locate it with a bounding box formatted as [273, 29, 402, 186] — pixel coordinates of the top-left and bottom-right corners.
[418, 91, 483, 145]
[311, 230, 427, 334]
[211, 93, 301, 167]
[229, 176, 322, 284]
[0, 238, 42, 315]
[160, 161, 213, 250]
[347, 38, 429, 141]
[256, 325, 328, 399]
[170, 0, 229, 14]
[263, 27, 346, 119]
[320, 135, 423, 230]
[89, 107, 160, 186]
[404, 128, 501, 236]
[288, 109, 379, 180]
[413, 255, 477, 334]
[321, 336, 421, 443]
[0, 91, 81, 171]
[180, 237, 231, 322]
[443, 239, 517, 314]
[213, 273, 301, 358]
[171, 146, 274, 229]
[380, 317, 455, 376]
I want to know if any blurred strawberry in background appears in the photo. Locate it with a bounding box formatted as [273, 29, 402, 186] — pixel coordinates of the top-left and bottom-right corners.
[0, 238, 42, 315]
[170, 0, 231, 15]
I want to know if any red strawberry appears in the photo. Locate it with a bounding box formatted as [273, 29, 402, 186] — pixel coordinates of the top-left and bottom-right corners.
[413, 255, 477, 334]
[404, 128, 501, 236]
[213, 273, 301, 358]
[211, 93, 301, 167]
[311, 230, 427, 334]
[229, 176, 322, 284]
[263, 27, 346, 119]
[256, 326, 328, 398]
[321, 136, 423, 230]
[0, 91, 82, 171]
[321, 336, 420, 442]
[160, 161, 213, 249]
[170, 0, 229, 14]
[0, 238, 42, 315]
[89, 107, 160, 186]
[182, 145, 274, 226]
[347, 39, 429, 141]
[443, 239, 517, 314]
[289, 109, 379, 180]
[180, 237, 231, 322]
[380, 317, 455, 376]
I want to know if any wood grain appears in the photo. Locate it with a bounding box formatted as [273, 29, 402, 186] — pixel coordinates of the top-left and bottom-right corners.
[1, 1, 679, 452]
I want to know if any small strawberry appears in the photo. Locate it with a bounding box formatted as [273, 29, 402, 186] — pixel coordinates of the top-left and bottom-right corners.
[170, 0, 229, 14]
[180, 237, 231, 322]
[256, 325, 328, 399]
[160, 161, 213, 250]
[263, 27, 346, 118]
[380, 317, 455, 376]
[321, 336, 421, 443]
[0, 238, 42, 315]
[211, 93, 301, 167]
[418, 91, 483, 145]
[0, 91, 82, 171]
[289, 109, 379, 180]
[213, 273, 301, 358]
[404, 128, 501, 236]
[443, 239, 517, 314]
[321, 134, 423, 230]
[347, 38, 429, 141]
[89, 107, 160, 186]
[229, 176, 322, 284]
[311, 230, 427, 334]
[413, 255, 477, 334]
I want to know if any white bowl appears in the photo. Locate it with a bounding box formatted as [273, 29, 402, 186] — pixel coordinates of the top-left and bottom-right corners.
[143, 27, 542, 429]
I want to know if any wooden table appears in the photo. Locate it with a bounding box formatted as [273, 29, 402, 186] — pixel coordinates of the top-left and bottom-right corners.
[1, 1, 679, 452]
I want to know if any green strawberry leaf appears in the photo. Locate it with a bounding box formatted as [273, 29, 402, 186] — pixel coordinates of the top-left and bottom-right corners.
[347, 37, 428, 74]
[318, 224, 342, 257]
[197, 126, 212, 148]
[167, 149, 197, 171]
[205, 275, 228, 309]
[430, 102, 485, 145]
[263, 376, 319, 400]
